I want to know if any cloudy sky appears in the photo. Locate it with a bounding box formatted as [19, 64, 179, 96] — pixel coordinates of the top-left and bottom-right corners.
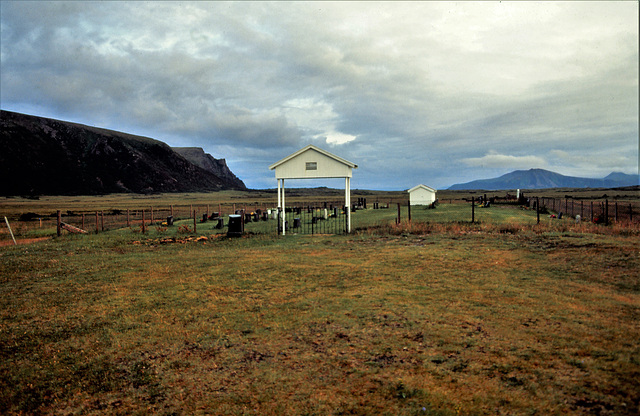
[1, 1, 638, 190]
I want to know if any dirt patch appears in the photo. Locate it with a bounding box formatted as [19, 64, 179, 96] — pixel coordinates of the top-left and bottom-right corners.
[131, 234, 225, 246]
[0, 237, 51, 247]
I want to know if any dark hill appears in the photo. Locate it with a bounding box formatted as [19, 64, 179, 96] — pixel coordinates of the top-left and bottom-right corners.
[448, 168, 639, 190]
[172, 147, 245, 190]
[0, 110, 246, 195]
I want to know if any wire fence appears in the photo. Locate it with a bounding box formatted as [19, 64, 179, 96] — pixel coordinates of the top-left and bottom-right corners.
[1, 202, 278, 241]
[535, 197, 637, 224]
[278, 205, 349, 235]
[2, 195, 638, 243]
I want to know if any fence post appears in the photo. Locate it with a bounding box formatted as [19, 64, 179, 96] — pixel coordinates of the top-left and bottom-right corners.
[193, 210, 197, 233]
[151, 207, 154, 224]
[82, 213, 85, 230]
[95, 211, 99, 234]
[581, 201, 583, 219]
[4, 217, 17, 245]
[397, 202, 401, 225]
[536, 197, 540, 224]
[127, 209, 130, 227]
[101, 211, 105, 232]
[570, 200, 574, 217]
[408, 200, 411, 223]
[142, 210, 146, 234]
[605, 199, 609, 226]
[630, 204, 633, 222]
[57, 210, 61, 237]
[471, 197, 475, 223]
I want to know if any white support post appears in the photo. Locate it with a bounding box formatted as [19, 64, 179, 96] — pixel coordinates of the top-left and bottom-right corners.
[345, 177, 351, 233]
[281, 179, 286, 235]
[277, 178, 281, 209]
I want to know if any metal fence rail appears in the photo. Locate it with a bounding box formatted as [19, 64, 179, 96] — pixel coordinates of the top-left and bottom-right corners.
[278, 205, 348, 235]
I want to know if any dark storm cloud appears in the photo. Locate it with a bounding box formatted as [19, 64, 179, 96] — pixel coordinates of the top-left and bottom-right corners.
[1, 1, 637, 189]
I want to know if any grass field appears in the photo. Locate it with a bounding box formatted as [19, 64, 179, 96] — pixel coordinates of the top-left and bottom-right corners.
[1, 194, 639, 415]
[2, 186, 638, 242]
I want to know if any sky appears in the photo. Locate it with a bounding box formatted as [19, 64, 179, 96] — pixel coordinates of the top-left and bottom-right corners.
[1, 1, 638, 190]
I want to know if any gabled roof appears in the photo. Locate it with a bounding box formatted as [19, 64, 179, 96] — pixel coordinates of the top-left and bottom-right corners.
[408, 184, 437, 193]
[269, 144, 358, 170]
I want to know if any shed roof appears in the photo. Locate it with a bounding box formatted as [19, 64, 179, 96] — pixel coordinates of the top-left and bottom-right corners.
[268, 144, 357, 170]
[408, 184, 437, 193]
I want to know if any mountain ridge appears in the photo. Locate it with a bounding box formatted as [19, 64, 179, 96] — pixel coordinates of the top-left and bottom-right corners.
[448, 168, 639, 190]
[0, 110, 246, 195]
[172, 147, 245, 190]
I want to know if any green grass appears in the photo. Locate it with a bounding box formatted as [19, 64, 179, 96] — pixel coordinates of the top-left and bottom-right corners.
[1, 208, 639, 415]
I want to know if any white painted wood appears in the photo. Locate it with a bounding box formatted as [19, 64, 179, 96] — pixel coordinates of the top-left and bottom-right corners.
[277, 178, 281, 208]
[408, 184, 437, 206]
[270, 145, 357, 235]
[281, 179, 286, 236]
[269, 145, 357, 179]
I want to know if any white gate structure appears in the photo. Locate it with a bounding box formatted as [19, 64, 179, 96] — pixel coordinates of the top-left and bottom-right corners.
[269, 145, 358, 235]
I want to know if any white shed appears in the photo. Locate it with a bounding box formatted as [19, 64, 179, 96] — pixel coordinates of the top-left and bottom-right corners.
[269, 144, 357, 234]
[408, 184, 437, 206]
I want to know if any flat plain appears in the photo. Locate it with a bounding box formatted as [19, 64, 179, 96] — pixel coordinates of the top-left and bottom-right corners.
[1, 192, 639, 415]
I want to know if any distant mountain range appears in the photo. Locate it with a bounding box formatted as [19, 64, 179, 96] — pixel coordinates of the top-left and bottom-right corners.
[0, 110, 246, 196]
[448, 168, 639, 190]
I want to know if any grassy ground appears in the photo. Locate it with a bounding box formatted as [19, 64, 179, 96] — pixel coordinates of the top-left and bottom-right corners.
[1, 205, 638, 415]
[2, 187, 638, 242]
[0, 200, 571, 242]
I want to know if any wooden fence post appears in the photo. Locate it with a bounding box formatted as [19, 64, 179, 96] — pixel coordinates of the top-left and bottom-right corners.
[471, 197, 475, 223]
[142, 209, 146, 234]
[4, 216, 17, 245]
[591, 201, 594, 222]
[193, 210, 197, 233]
[396, 202, 401, 225]
[170, 205, 174, 217]
[151, 207, 154, 224]
[127, 209, 130, 227]
[570, 200, 574, 217]
[57, 210, 61, 237]
[407, 200, 411, 223]
[630, 204, 633, 222]
[95, 211, 99, 234]
[605, 199, 609, 226]
[536, 197, 540, 224]
[82, 213, 85, 230]
[101, 211, 104, 232]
